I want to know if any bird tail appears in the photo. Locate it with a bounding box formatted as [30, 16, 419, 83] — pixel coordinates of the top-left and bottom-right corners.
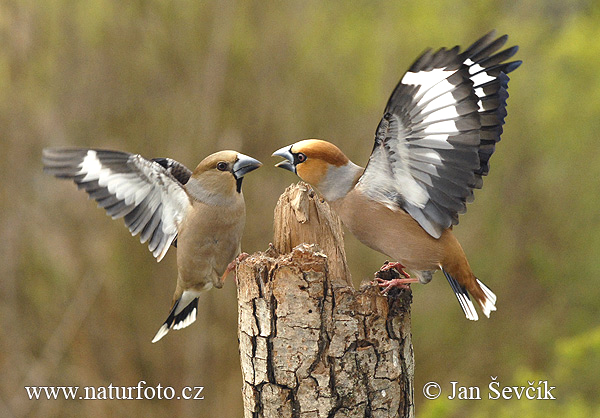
[475, 278, 497, 318]
[442, 268, 479, 320]
[152, 291, 200, 343]
[442, 269, 496, 321]
[442, 268, 497, 320]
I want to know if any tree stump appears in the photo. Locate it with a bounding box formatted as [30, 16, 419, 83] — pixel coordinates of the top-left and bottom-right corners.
[237, 182, 414, 418]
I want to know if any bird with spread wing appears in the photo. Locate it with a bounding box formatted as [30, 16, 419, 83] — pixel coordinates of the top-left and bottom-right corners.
[273, 31, 521, 320]
[43, 148, 261, 341]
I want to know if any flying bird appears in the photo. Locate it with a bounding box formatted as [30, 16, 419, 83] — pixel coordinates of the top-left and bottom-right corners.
[43, 148, 262, 341]
[273, 31, 521, 320]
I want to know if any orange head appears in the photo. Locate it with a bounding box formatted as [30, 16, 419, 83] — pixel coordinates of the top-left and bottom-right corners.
[272, 139, 362, 201]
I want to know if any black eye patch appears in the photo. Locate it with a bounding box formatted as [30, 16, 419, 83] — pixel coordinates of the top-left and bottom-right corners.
[294, 153, 307, 164]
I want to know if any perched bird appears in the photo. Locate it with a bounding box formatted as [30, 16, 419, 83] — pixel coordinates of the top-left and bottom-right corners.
[273, 31, 521, 320]
[43, 148, 262, 341]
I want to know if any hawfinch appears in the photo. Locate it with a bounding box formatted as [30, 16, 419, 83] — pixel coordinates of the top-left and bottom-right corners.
[273, 31, 521, 320]
[43, 148, 262, 341]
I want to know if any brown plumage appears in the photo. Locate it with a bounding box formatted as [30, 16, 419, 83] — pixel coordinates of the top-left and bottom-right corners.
[273, 32, 521, 319]
[43, 148, 261, 341]
[331, 186, 486, 308]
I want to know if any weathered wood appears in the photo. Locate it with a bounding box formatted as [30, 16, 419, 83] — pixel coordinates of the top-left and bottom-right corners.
[273, 182, 351, 286]
[237, 182, 414, 418]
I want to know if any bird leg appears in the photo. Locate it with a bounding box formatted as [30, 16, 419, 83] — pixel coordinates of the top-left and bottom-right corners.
[380, 261, 411, 277]
[373, 261, 418, 295]
[221, 252, 250, 285]
[375, 276, 419, 294]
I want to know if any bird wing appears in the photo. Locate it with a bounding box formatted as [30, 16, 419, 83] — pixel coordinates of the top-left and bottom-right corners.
[43, 148, 191, 261]
[357, 31, 521, 238]
[152, 157, 193, 185]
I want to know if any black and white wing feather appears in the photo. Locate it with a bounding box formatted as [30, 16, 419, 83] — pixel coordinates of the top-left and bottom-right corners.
[358, 31, 521, 238]
[42, 148, 191, 261]
[152, 157, 192, 185]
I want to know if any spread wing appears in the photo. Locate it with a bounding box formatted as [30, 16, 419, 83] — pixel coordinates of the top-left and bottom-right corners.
[42, 148, 191, 261]
[357, 31, 521, 238]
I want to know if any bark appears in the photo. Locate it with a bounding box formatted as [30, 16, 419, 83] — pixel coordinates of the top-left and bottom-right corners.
[237, 182, 414, 418]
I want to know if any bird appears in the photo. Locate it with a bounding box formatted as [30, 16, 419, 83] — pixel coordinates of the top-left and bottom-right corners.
[42, 147, 262, 341]
[272, 31, 521, 320]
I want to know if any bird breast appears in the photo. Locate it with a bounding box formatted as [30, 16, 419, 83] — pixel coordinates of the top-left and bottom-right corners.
[176, 198, 245, 290]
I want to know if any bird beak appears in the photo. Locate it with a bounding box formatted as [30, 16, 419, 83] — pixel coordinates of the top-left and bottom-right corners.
[272, 145, 296, 174]
[233, 153, 262, 179]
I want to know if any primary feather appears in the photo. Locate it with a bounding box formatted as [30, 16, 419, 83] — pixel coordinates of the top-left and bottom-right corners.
[43, 148, 190, 261]
[358, 30, 521, 238]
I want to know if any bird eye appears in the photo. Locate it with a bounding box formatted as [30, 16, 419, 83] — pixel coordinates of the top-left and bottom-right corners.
[216, 161, 228, 171]
[296, 153, 307, 163]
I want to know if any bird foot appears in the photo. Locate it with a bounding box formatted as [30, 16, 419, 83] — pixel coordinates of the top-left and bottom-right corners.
[221, 252, 250, 285]
[380, 261, 411, 278]
[374, 277, 419, 295]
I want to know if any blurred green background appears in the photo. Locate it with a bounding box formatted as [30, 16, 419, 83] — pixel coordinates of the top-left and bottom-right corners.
[2, 0, 600, 416]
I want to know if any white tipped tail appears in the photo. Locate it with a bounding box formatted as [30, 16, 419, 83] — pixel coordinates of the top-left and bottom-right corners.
[152, 323, 171, 344]
[151, 291, 200, 343]
[442, 268, 479, 321]
[442, 268, 498, 320]
[476, 279, 497, 318]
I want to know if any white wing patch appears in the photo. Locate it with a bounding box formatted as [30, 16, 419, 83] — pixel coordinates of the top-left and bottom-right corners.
[402, 68, 455, 91]
[416, 78, 457, 106]
[411, 135, 452, 149]
[421, 106, 460, 125]
[465, 60, 496, 83]
[423, 120, 458, 134]
[43, 148, 191, 262]
[359, 32, 520, 238]
[79, 151, 104, 181]
[470, 72, 496, 87]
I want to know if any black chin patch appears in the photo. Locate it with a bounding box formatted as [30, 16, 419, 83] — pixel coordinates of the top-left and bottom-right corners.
[236, 177, 244, 193]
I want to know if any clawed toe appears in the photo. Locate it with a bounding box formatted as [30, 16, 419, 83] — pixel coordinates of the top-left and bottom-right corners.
[373, 276, 419, 295]
[221, 252, 251, 285]
[380, 261, 411, 278]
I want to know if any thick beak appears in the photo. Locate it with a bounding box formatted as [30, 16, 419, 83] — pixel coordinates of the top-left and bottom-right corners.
[272, 145, 296, 174]
[233, 153, 262, 179]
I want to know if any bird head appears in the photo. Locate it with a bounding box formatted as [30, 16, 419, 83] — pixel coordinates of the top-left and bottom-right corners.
[191, 150, 262, 196]
[272, 139, 362, 201]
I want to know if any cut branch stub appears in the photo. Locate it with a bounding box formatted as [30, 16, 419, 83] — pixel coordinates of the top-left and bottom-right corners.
[237, 182, 414, 418]
[273, 182, 351, 287]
